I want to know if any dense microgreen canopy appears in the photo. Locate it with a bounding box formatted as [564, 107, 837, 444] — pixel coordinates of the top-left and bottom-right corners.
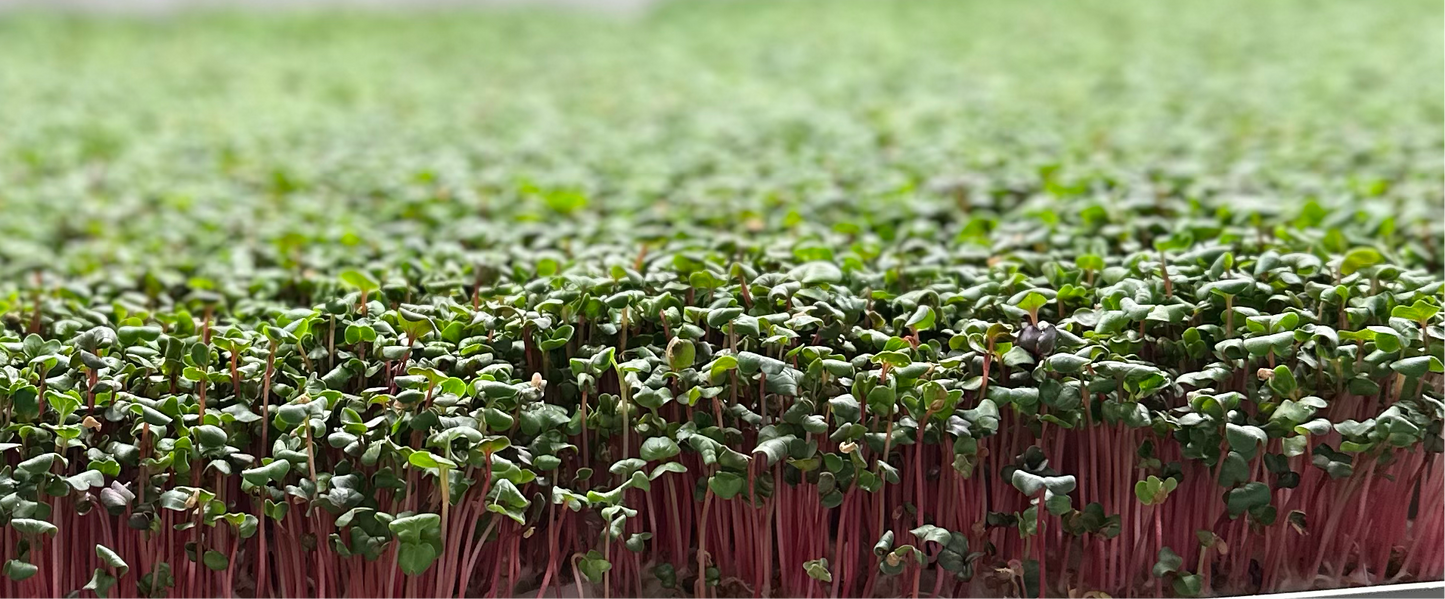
[0, 1, 1440, 598]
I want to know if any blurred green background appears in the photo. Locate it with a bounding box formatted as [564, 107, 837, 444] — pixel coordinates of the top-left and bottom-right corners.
[0, 0, 1439, 277]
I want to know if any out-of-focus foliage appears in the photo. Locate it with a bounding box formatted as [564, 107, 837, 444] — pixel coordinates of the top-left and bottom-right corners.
[0, 0, 1439, 284]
